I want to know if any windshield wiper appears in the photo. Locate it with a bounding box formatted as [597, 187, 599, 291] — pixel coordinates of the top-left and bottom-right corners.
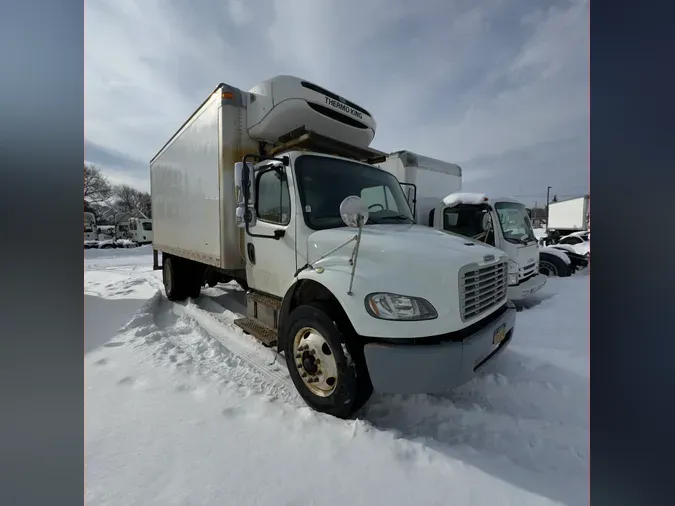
[371, 214, 414, 224]
[505, 237, 529, 245]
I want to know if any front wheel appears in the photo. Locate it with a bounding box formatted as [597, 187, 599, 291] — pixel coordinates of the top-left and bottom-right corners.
[284, 303, 371, 418]
[539, 253, 571, 277]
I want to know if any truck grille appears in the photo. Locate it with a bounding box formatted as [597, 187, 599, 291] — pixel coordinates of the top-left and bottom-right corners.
[459, 261, 508, 321]
[521, 262, 538, 281]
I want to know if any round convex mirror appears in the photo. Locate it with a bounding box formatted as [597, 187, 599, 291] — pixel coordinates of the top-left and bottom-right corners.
[339, 196, 369, 228]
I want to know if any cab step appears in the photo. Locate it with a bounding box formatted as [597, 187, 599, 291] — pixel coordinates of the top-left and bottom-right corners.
[233, 290, 282, 347]
[233, 317, 278, 347]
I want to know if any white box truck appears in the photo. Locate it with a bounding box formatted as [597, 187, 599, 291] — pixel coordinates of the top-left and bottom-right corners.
[375, 152, 547, 301]
[150, 75, 517, 418]
[84, 212, 97, 244]
[537, 195, 590, 274]
[127, 217, 153, 245]
[547, 196, 590, 233]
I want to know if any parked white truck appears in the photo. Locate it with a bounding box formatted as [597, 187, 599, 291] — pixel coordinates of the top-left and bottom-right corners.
[84, 212, 97, 243]
[127, 217, 153, 244]
[537, 195, 590, 275]
[375, 151, 547, 301]
[150, 75, 516, 418]
[547, 195, 590, 234]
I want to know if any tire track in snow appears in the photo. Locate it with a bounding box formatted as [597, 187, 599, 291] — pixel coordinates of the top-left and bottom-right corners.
[118, 277, 300, 406]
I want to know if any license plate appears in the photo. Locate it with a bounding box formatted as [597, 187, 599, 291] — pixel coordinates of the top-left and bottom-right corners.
[493, 324, 507, 345]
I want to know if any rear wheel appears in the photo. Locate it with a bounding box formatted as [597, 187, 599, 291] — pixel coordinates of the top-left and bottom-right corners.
[284, 303, 371, 418]
[163, 256, 188, 301]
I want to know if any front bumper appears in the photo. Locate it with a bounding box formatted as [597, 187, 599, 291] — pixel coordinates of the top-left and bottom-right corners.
[507, 273, 547, 301]
[362, 304, 517, 394]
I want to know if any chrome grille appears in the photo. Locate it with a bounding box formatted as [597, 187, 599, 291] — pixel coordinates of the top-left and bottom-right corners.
[459, 261, 508, 321]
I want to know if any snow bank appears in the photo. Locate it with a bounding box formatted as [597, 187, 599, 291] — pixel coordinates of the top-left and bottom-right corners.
[87, 312, 581, 506]
[442, 192, 488, 207]
[85, 249, 588, 506]
[86, 244, 153, 260]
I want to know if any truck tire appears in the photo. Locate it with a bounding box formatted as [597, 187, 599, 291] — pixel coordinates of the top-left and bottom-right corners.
[163, 256, 189, 301]
[283, 303, 371, 418]
[539, 253, 571, 278]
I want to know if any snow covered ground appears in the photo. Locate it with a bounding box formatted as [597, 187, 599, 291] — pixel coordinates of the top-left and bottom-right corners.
[85, 246, 589, 506]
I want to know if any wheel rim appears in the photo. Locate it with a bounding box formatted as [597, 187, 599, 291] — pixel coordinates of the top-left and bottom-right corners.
[163, 261, 173, 292]
[292, 327, 339, 397]
[540, 260, 557, 277]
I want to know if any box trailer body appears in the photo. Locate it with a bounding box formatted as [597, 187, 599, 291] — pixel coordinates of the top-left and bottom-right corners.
[547, 196, 589, 232]
[375, 150, 462, 225]
[151, 84, 257, 272]
[150, 75, 516, 418]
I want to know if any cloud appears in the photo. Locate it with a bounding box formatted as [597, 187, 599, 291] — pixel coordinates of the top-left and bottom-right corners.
[85, 0, 588, 203]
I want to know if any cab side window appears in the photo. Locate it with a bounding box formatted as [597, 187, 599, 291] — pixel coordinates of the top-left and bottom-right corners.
[257, 168, 291, 225]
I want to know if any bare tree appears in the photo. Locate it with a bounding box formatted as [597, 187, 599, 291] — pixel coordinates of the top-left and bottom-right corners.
[110, 184, 152, 217]
[137, 192, 152, 218]
[84, 164, 112, 203]
[112, 184, 141, 213]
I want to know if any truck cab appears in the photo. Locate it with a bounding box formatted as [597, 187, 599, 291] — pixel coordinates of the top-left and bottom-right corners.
[375, 152, 546, 302]
[128, 217, 153, 244]
[150, 75, 517, 418]
[84, 212, 96, 242]
[432, 194, 546, 301]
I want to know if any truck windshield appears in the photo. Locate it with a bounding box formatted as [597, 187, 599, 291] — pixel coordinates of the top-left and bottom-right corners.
[495, 202, 537, 244]
[295, 155, 414, 230]
[442, 205, 495, 245]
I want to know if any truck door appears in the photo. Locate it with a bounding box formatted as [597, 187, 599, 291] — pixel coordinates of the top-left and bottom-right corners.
[245, 163, 298, 296]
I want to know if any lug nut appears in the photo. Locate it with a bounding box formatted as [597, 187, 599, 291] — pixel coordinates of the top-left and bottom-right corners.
[295, 353, 301, 359]
[301, 372, 307, 378]
[310, 349, 316, 356]
[315, 359, 321, 365]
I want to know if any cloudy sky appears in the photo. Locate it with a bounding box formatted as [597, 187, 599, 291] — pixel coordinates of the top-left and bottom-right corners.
[85, 0, 588, 207]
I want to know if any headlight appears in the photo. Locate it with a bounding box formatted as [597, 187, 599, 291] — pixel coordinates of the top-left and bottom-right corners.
[508, 260, 519, 286]
[365, 293, 438, 321]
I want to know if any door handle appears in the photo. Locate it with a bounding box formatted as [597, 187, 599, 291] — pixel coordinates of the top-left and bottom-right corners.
[247, 243, 256, 264]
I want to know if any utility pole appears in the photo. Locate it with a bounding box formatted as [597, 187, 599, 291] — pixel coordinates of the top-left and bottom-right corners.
[545, 186, 552, 232]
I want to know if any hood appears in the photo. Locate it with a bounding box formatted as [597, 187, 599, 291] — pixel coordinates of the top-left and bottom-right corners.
[303, 224, 509, 335]
[306, 224, 507, 275]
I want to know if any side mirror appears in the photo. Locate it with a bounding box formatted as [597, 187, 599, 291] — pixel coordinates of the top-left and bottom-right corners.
[234, 162, 256, 228]
[481, 212, 492, 232]
[340, 196, 369, 228]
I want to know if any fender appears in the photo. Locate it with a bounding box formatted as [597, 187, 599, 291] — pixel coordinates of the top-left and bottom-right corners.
[277, 271, 354, 353]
